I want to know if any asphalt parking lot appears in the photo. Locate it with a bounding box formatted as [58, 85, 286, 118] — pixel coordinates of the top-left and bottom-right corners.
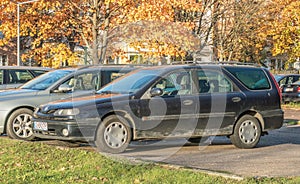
[119, 124, 300, 178]
[117, 107, 300, 178]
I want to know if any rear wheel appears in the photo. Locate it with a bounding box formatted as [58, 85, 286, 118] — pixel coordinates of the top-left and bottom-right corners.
[95, 115, 132, 153]
[230, 115, 261, 149]
[6, 108, 35, 141]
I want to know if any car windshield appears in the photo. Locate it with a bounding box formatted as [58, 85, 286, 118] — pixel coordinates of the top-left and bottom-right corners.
[97, 69, 161, 94]
[21, 70, 73, 90]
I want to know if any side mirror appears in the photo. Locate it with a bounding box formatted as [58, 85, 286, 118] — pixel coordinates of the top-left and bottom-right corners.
[150, 88, 163, 97]
[57, 84, 73, 92]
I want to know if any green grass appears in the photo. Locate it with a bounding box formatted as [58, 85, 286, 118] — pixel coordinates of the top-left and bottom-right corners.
[1, 138, 300, 184]
[282, 102, 300, 109]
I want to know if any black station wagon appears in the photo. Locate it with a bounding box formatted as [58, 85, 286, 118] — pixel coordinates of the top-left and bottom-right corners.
[33, 64, 283, 153]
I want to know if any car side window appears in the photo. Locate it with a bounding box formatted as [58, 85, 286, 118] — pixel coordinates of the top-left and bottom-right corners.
[292, 76, 299, 83]
[63, 72, 97, 91]
[152, 71, 192, 96]
[287, 77, 294, 85]
[197, 70, 233, 93]
[279, 77, 287, 86]
[8, 70, 34, 84]
[226, 67, 270, 90]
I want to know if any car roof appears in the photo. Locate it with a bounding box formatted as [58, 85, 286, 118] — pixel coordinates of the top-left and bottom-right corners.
[45, 65, 141, 74]
[78, 64, 141, 70]
[135, 63, 262, 73]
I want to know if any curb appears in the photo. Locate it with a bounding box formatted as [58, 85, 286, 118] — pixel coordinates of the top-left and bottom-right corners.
[155, 162, 244, 181]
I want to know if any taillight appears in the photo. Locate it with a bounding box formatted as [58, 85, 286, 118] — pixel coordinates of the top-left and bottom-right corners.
[297, 87, 300, 92]
[269, 71, 282, 101]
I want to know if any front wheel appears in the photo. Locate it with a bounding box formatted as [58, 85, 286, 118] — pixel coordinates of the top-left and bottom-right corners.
[230, 115, 261, 149]
[6, 108, 34, 141]
[95, 115, 132, 154]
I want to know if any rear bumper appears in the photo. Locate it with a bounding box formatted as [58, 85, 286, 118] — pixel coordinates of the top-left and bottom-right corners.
[261, 109, 284, 131]
[282, 93, 300, 103]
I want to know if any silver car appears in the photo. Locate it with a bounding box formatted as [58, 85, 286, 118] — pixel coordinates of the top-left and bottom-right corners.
[0, 66, 51, 89]
[0, 65, 137, 140]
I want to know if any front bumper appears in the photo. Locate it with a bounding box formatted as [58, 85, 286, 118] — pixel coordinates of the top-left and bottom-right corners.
[32, 118, 97, 142]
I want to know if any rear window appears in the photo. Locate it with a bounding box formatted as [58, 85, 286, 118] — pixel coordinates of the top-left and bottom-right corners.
[225, 67, 270, 90]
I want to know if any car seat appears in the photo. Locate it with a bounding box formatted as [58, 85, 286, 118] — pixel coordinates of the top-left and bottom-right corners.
[209, 79, 219, 92]
[199, 79, 210, 93]
[177, 73, 191, 95]
[76, 77, 85, 90]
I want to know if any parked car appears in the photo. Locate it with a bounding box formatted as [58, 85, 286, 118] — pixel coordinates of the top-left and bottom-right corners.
[274, 74, 300, 88]
[281, 80, 300, 103]
[0, 66, 51, 89]
[33, 64, 283, 153]
[0, 65, 138, 141]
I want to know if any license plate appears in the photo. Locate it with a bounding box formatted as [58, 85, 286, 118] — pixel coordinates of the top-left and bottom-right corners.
[284, 88, 293, 92]
[34, 121, 48, 131]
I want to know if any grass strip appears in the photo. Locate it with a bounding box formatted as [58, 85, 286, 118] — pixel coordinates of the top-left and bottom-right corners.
[0, 138, 300, 184]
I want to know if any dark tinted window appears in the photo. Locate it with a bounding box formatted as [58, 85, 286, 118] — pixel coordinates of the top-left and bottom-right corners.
[226, 67, 270, 90]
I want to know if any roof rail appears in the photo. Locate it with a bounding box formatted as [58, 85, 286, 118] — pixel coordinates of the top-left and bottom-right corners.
[75, 63, 152, 70]
[171, 60, 262, 67]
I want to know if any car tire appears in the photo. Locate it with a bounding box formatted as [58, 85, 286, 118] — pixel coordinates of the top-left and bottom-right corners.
[95, 115, 132, 154]
[230, 115, 261, 149]
[6, 108, 35, 141]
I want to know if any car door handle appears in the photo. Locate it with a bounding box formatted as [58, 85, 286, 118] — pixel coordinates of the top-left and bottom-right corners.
[183, 100, 193, 106]
[232, 97, 241, 103]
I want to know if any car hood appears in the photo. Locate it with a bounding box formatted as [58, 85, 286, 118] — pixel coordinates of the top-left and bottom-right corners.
[0, 88, 38, 99]
[39, 93, 133, 112]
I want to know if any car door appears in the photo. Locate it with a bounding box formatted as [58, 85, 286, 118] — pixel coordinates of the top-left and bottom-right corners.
[193, 69, 245, 136]
[137, 69, 198, 138]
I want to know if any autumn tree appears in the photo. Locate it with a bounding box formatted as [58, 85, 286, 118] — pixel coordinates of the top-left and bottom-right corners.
[266, 0, 300, 63]
[209, 0, 267, 62]
[0, 0, 80, 68]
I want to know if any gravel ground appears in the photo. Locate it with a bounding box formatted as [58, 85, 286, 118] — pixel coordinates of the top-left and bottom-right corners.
[283, 107, 300, 123]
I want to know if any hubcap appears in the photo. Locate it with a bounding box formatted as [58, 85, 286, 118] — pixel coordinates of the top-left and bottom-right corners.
[104, 122, 128, 148]
[239, 120, 258, 144]
[12, 114, 33, 138]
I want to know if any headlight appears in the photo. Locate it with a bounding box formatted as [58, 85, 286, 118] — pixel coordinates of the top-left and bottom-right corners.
[53, 108, 80, 116]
